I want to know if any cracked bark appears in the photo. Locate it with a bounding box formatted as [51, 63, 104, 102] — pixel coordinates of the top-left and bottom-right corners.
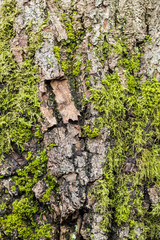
[0, 0, 160, 239]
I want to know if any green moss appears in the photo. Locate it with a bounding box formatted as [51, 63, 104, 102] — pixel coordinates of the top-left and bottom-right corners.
[144, 35, 152, 43]
[53, 46, 60, 63]
[13, 198, 38, 219]
[0, 202, 7, 211]
[0, 150, 57, 239]
[1, 197, 52, 240]
[84, 59, 94, 89]
[41, 187, 52, 203]
[86, 37, 160, 239]
[53, 10, 85, 108]
[86, 60, 91, 75]
[0, 2, 55, 239]
[61, 60, 69, 73]
[34, 129, 42, 139]
[83, 125, 100, 138]
[41, 175, 58, 203]
[88, 26, 93, 32]
[72, 58, 82, 76]
[95, 34, 112, 66]
[11, 186, 16, 191]
[13, 150, 48, 196]
[49, 143, 57, 148]
[0, 0, 46, 161]
[60, 13, 84, 76]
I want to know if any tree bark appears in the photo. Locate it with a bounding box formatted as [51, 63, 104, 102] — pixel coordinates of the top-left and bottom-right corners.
[0, 0, 160, 239]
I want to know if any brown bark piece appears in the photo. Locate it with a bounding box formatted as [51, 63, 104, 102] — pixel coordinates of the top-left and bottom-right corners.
[10, 34, 28, 67]
[40, 106, 57, 128]
[51, 80, 80, 124]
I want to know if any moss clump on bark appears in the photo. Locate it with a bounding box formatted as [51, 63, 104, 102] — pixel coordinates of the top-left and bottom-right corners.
[0, 0, 44, 161]
[0, 150, 58, 239]
[85, 36, 160, 239]
[1, 197, 52, 240]
[0, 1, 58, 239]
[53, 10, 85, 108]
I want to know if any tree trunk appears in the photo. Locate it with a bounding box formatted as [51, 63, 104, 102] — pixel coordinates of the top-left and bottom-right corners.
[0, 0, 160, 239]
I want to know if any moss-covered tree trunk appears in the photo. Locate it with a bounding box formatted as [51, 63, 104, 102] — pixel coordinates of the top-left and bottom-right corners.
[0, 0, 160, 239]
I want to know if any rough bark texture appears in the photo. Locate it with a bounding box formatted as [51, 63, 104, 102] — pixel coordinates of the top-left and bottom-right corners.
[0, 0, 160, 240]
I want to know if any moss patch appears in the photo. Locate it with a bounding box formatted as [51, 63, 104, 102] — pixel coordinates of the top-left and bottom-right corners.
[0, 150, 58, 239]
[85, 36, 160, 239]
[53, 11, 85, 108]
[0, 1, 57, 239]
[0, 0, 45, 161]
[0, 197, 52, 240]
